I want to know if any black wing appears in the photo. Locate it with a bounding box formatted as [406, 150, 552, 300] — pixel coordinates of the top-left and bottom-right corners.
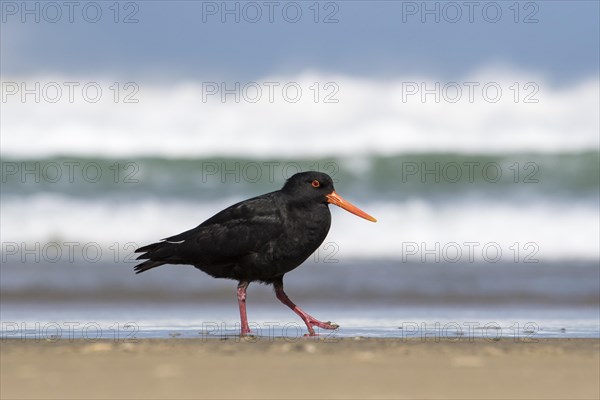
[133, 193, 284, 273]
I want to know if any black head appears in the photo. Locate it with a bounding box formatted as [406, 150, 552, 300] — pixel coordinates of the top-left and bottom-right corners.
[281, 171, 335, 203]
[281, 171, 377, 222]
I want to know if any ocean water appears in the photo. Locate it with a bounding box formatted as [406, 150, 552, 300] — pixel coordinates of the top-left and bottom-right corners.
[2, 153, 598, 260]
[2, 302, 598, 340]
[2, 74, 598, 158]
[1, 260, 599, 339]
[1, 73, 599, 339]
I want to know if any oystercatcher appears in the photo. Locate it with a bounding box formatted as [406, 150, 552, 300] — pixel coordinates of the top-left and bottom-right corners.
[134, 171, 376, 336]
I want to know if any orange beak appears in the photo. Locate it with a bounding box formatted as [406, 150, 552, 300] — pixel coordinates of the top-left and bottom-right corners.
[326, 191, 377, 222]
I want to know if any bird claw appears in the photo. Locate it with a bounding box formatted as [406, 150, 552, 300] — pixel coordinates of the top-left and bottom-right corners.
[306, 319, 339, 334]
[312, 320, 339, 330]
[240, 334, 257, 340]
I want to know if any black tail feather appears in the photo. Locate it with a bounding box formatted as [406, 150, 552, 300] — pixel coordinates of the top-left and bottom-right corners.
[135, 242, 162, 254]
[133, 259, 166, 274]
[133, 241, 183, 274]
[133, 241, 167, 273]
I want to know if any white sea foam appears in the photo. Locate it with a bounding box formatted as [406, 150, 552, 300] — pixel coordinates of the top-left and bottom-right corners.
[2, 69, 598, 157]
[2, 194, 597, 261]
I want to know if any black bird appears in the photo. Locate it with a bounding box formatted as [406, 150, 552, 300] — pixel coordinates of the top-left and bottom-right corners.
[134, 171, 376, 336]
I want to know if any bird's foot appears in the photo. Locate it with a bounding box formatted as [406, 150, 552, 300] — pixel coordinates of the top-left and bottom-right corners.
[240, 333, 258, 340]
[310, 319, 339, 330]
[304, 319, 339, 336]
[240, 327, 253, 336]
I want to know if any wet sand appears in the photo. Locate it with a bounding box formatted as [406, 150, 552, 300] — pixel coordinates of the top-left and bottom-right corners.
[1, 338, 599, 399]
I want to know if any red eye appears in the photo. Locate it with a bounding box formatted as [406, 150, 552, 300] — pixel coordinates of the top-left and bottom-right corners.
[311, 180, 320, 188]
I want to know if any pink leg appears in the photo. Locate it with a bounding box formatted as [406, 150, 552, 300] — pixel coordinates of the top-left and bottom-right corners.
[237, 281, 251, 336]
[274, 281, 339, 336]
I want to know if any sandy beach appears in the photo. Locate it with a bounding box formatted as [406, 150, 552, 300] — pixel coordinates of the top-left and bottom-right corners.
[1, 337, 598, 399]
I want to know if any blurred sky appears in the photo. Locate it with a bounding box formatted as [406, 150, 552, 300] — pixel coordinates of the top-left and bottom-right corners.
[2, 1, 599, 84]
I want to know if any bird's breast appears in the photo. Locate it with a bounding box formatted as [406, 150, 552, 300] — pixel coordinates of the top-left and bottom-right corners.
[268, 203, 331, 268]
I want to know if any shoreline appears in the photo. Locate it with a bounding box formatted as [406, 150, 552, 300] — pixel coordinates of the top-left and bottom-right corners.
[2, 338, 599, 399]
